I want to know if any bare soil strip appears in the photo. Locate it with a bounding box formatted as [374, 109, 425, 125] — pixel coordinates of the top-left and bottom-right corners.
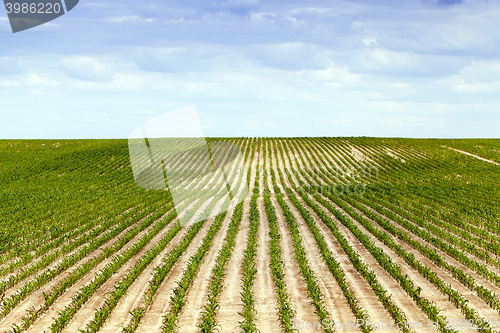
[271, 196, 318, 328]
[287, 141, 482, 331]
[275, 141, 359, 329]
[130, 147, 242, 332]
[307, 139, 343, 171]
[299, 140, 345, 184]
[324, 198, 473, 332]
[361, 198, 500, 278]
[134, 211, 227, 333]
[22, 208, 174, 333]
[317, 199, 439, 331]
[214, 196, 251, 333]
[139, 142, 251, 333]
[97, 224, 186, 333]
[269, 140, 334, 328]
[249, 143, 281, 332]
[61, 215, 183, 333]
[296, 141, 500, 321]
[1, 204, 151, 300]
[283, 195, 357, 329]
[443, 146, 500, 165]
[294, 195, 394, 326]
[254, 197, 282, 333]
[358, 203, 500, 321]
[0, 205, 171, 332]
[214, 146, 258, 333]
[174, 210, 241, 331]
[354, 199, 500, 320]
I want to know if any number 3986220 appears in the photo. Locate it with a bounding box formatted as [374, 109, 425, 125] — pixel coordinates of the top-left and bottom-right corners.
[5, 2, 62, 14]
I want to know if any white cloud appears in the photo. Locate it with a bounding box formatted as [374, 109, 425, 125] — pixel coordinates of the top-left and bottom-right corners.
[456, 61, 500, 83]
[442, 61, 500, 93]
[362, 37, 379, 47]
[133, 47, 233, 73]
[0, 74, 58, 89]
[299, 62, 359, 84]
[25, 74, 58, 87]
[244, 114, 275, 129]
[454, 82, 500, 93]
[393, 83, 409, 89]
[0, 79, 21, 87]
[0, 57, 24, 75]
[28, 89, 43, 95]
[69, 73, 145, 92]
[250, 12, 305, 28]
[107, 15, 142, 23]
[247, 43, 331, 71]
[178, 0, 260, 15]
[107, 16, 157, 23]
[350, 48, 422, 73]
[60, 56, 115, 82]
[110, 74, 144, 91]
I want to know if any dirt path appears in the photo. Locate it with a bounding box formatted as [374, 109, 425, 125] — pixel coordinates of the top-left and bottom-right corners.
[174, 155, 250, 332]
[270, 140, 338, 328]
[352, 199, 500, 321]
[250, 141, 281, 332]
[271, 197, 322, 327]
[134, 198, 230, 333]
[283, 196, 357, 330]
[443, 146, 500, 165]
[97, 223, 186, 333]
[293, 194, 394, 327]
[253, 197, 282, 333]
[61, 213, 183, 333]
[214, 196, 251, 333]
[214, 143, 257, 333]
[174, 210, 234, 332]
[322, 198, 473, 333]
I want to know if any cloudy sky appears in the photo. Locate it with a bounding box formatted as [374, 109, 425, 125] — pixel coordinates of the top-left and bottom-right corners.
[0, 0, 499, 138]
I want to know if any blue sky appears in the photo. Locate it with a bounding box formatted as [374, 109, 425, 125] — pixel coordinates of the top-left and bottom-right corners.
[0, 0, 499, 138]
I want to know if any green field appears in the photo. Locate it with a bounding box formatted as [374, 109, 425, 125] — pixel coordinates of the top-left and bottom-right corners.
[0, 138, 499, 333]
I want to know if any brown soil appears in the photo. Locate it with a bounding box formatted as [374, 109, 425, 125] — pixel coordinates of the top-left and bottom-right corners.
[0, 205, 173, 332]
[294, 194, 394, 326]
